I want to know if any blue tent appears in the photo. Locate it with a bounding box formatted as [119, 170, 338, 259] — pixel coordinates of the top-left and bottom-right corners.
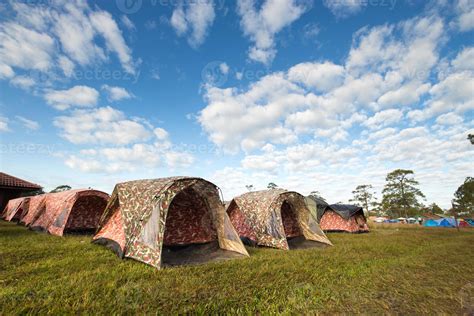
[466, 219, 474, 226]
[424, 219, 438, 227]
[437, 218, 456, 227]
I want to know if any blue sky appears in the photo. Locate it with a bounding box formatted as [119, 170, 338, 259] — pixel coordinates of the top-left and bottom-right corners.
[0, 0, 473, 208]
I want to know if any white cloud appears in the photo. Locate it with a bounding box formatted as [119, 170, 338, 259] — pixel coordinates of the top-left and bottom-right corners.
[288, 61, 345, 92]
[0, 116, 10, 132]
[323, 0, 366, 18]
[165, 151, 195, 168]
[302, 23, 320, 39]
[219, 62, 229, 75]
[58, 56, 75, 77]
[121, 15, 136, 31]
[89, 11, 137, 75]
[199, 14, 452, 153]
[170, 0, 215, 48]
[237, 0, 309, 64]
[435, 112, 464, 125]
[16, 116, 40, 130]
[455, 0, 474, 31]
[54, 106, 152, 145]
[154, 127, 169, 140]
[451, 46, 474, 71]
[364, 109, 404, 130]
[10, 76, 35, 90]
[0, 1, 137, 85]
[0, 64, 14, 79]
[101, 85, 134, 102]
[44, 85, 99, 110]
[0, 21, 55, 71]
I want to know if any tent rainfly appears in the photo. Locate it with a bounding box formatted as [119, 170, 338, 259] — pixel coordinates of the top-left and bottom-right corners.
[20, 194, 47, 226]
[226, 189, 332, 250]
[319, 204, 369, 233]
[93, 177, 249, 269]
[28, 189, 109, 236]
[2, 196, 30, 222]
[305, 196, 329, 222]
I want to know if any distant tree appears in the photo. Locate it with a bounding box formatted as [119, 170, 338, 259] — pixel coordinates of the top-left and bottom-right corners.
[309, 190, 326, 202]
[350, 184, 377, 216]
[245, 184, 254, 192]
[267, 182, 278, 190]
[50, 185, 72, 193]
[382, 169, 425, 218]
[452, 177, 474, 215]
[428, 203, 443, 214]
[468, 134, 474, 145]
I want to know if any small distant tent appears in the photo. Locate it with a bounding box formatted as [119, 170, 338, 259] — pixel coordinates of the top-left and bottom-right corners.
[319, 204, 369, 233]
[305, 196, 329, 222]
[2, 197, 30, 222]
[93, 177, 248, 269]
[423, 219, 438, 227]
[226, 189, 332, 250]
[29, 189, 109, 236]
[457, 219, 470, 228]
[20, 194, 47, 226]
[465, 219, 474, 226]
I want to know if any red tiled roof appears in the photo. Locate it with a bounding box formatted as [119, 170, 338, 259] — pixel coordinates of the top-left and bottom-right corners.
[0, 172, 42, 189]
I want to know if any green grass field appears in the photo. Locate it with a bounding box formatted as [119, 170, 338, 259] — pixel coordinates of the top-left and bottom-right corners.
[1, 221, 473, 314]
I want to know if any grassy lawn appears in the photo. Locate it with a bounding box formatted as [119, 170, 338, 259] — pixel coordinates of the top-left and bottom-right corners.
[1, 221, 473, 314]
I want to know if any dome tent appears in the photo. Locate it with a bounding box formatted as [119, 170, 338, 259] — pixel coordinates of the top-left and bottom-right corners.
[2, 196, 30, 222]
[319, 204, 369, 233]
[93, 177, 249, 269]
[29, 189, 109, 236]
[226, 189, 332, 250]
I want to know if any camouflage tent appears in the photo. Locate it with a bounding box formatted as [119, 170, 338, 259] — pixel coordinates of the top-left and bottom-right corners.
[227, 189, 332, 250]
[2, 196, 30, 222]
[93, 177, 249, 269]
[20, 194, 47, 226]
[29, 189, 109, 236]
[319, 204, 369, 233]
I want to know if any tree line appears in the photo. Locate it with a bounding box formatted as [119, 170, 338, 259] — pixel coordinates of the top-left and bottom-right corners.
[248, 169, 473, 218]
[335, 170, 472, 218]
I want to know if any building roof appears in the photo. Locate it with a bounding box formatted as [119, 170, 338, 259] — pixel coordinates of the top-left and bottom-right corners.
[0, 172, 42, 190]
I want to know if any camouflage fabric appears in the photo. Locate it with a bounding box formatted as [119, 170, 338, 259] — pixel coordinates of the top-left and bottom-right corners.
[29, 189, 109, 236]
[3, 197, 30, 221]
[20, 194, 47, 226]
[227, 189, 333, 250]
[320, 210, 369, 233]
[93, 177, 249, 269]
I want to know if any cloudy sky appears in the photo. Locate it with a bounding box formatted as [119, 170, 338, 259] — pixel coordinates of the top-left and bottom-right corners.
[0, 0, 472, 208]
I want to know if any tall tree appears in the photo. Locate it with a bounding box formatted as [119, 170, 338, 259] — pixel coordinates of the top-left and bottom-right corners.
[350, 184, 377, 216]
[267, 182, 278, 190]
[382, 169, 425, 218]
[50, 185, 71, 193]
[452, 177, 474, 215]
